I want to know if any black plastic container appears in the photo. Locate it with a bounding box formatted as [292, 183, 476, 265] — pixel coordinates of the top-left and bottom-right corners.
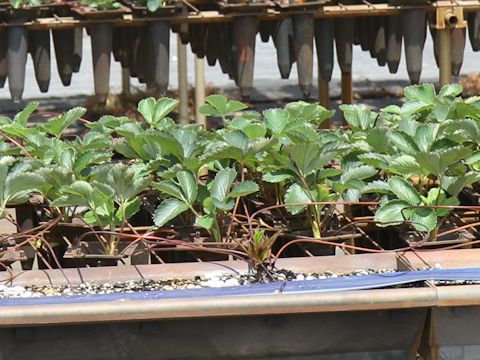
[29, 30, 50, 92]
[292, 13, 314, 97]
[233, 16, 258, 98]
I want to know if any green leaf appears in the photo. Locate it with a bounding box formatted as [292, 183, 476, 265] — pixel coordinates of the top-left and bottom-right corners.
[388, 177, 421, 206]
[115, 198, 141, 223]
[74, 151, 111, 173]
[4, 173, 43, 205]
[284, 183, 311, 215]
[446, 171, 480, 197]
[42, 107, 87, 138]
[399, 119, 419, 138]
[242, 123, 266, 139]
[389, 131, 419, 155]
[341, 165, 376, 184]
[262, 171, 293, 183]
[153, 181, 185, 202]
[138, 97, 178, 126]
[358, 153, 390, 169]
[374, 200, 412, 227]
[224, 130, 248, 154]
[410, 208, 436, 232]
[389, 155, 421, 175]
[264, 108, 289, 134]
[290, 143, 335, 177]
[210, 168, 236, 204]
[153, 199, 189, 227]
[199, 95, 228, 116]
[439, 83, 463, 97]
[404, 84, 436, 104]
[416, 151, 440, 177]
[415, 124, 439, 152]
[196, 214, 215, 230]
[285, 101, 334, 125]
[229, 181, 259, 198]
[13, 103, 38, 126]
[343, 188, 361, 202]
[362, 180, 391, 194]
[50, 181, 94, 207]
[366, 127, 389, 153]
[177, 171, 197, 204]
[226, 100, 248, 114]
[147, 0, 164, 11]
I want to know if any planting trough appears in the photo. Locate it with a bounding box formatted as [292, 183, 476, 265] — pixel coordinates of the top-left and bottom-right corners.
[0, 250, 480, 359]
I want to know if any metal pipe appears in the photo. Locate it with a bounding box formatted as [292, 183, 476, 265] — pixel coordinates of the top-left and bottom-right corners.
[0, 287, 437, 326]
[439, 27, 452, 86]
[436, 285, 480, 307]
[194, 55, 206, 127]
[177, 35, 189, 124]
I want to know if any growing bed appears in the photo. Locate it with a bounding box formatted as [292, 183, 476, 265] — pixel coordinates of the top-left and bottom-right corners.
[0, 84, 479, 359]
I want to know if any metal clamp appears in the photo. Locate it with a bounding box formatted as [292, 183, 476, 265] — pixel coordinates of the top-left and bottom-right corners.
[434, 2, 467, 29]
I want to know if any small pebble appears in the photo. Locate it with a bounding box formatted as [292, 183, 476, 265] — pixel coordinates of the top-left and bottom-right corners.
[0, 267, 400, 299]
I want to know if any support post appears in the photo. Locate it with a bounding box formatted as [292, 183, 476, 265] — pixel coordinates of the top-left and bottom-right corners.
[194, 55, 206, 127]
[434, 5, 466, 87]
[318, 72, 330, 129]
[438, 28, 452, 87]
[121, 68, 130, 97]
[341, 71, 352, 105]
[177, 35, 189, 124]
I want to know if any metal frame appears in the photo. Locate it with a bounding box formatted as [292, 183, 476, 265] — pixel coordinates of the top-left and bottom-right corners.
[1, 0, 477, 122]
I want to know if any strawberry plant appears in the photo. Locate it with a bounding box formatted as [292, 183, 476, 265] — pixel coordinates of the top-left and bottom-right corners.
[0, 84, 478, 272]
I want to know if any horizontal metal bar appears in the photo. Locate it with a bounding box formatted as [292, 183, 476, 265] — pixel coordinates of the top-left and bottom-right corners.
[0, 287, 437, 326]
[0, 1, 478, 29]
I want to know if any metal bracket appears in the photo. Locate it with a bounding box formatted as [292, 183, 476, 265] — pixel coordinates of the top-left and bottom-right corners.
[434, 3, 467, 29]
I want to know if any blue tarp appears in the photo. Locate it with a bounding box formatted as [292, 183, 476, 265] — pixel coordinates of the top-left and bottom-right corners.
[1, 267, 480, 306]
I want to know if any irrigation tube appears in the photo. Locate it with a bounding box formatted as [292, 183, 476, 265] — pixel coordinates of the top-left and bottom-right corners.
[1, 268, 480, 325]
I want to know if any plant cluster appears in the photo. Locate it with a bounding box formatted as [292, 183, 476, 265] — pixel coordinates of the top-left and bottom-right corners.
[0, 84, 479, 274]
[80, 0, 121, 11]
[133, 0, 167, 12]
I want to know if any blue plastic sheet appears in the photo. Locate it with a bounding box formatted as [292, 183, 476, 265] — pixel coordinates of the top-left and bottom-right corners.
[2, 267, 480, 306]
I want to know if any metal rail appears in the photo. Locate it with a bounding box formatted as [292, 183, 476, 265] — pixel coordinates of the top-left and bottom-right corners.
[0, 0, 474, 121]
[0, 1, 478, 29]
